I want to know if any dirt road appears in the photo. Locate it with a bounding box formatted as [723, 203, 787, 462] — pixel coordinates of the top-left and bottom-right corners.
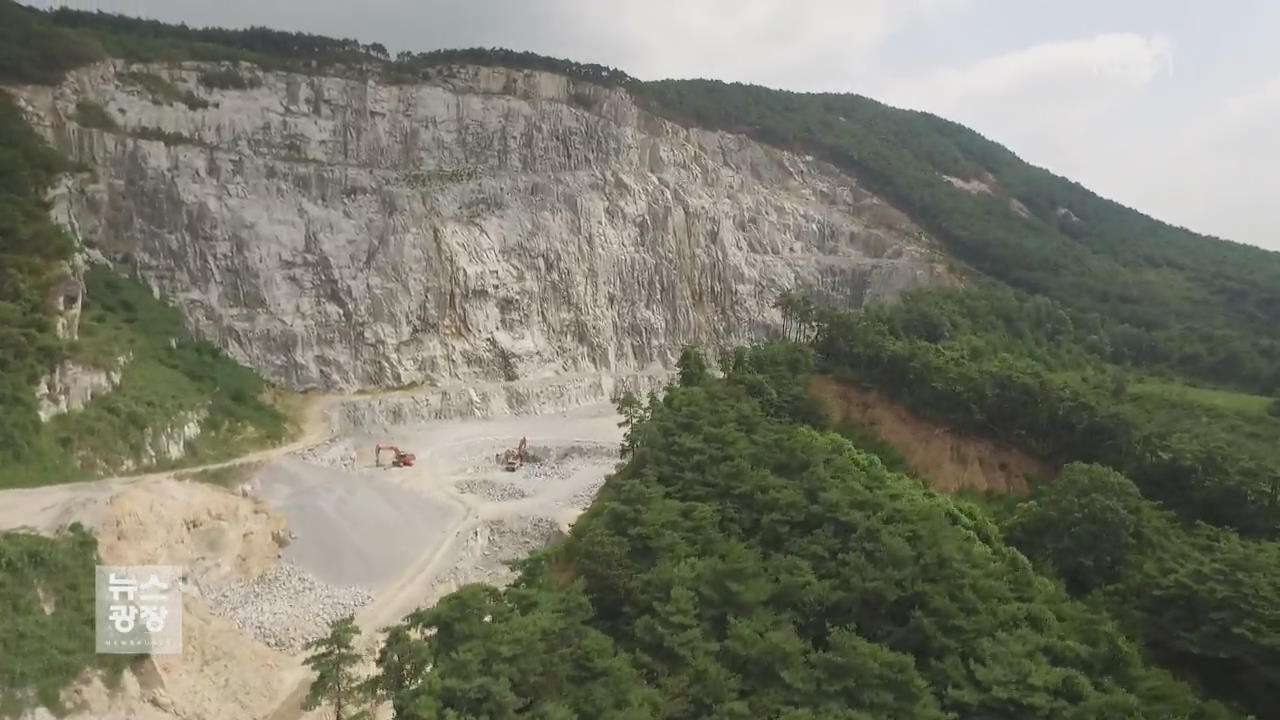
[0, 393, 336, 534]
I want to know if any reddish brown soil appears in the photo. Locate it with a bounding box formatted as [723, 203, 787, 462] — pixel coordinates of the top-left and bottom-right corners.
[811, 376, 1052, 495]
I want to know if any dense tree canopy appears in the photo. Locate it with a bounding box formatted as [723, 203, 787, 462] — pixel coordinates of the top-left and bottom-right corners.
[368, 354, 1239, 719]
[808, 288, 1280, 538]
[1007, 464, 1280, 718]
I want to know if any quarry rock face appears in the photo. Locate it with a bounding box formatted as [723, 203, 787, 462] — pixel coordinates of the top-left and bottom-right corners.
[14, 62, 953, 391]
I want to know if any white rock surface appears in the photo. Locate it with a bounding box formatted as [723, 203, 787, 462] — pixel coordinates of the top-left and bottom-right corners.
[291, 437, 357, 470]
[204, 562, 373, 654]
[337, 369, 668, 431]
[14, 61, 954, 391]
[35, 356, 127, 421]
[113, 409, 207, 473]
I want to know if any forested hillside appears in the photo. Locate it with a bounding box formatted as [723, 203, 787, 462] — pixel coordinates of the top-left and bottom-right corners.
[798, 290, 1280, 717]
[359, 349, 1260, 719]
[805, 288, 1280, 537]
[0, 2, 288, 485]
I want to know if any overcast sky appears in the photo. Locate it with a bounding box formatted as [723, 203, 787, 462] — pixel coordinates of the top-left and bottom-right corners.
[31, 0, 1280, 251]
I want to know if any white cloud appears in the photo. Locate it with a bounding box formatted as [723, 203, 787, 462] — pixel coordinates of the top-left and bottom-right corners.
[559, 0, 971, 88]
[877, 33, 1279, 250]
[924, 33, 1170, 101]
[1116, 76, 1280, 249]
[881, 32, 1174, 143]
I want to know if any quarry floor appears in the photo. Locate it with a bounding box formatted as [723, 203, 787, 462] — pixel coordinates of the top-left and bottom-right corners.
[0, 394, 626, 720]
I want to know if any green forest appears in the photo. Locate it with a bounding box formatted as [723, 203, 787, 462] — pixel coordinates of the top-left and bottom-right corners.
[0, 526, 137, 716]
[805, 287, 1280, 538]
[334, 349, 1273, 719]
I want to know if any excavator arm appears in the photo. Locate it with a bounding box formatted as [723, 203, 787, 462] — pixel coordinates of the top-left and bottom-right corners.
[375, 444, 416, 468]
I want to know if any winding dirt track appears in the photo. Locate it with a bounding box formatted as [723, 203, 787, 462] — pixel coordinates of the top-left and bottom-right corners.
[0, 395, 338, 535]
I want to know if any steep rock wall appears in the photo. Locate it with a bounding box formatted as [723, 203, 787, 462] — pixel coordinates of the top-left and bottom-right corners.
[14, 62, 953, 390]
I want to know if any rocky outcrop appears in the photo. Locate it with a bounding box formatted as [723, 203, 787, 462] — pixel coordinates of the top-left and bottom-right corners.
[36, 356, 128, 421]
[291, 437, 356, 470]
[139, 410, 206, 469]
[14, 61, 954, 391]
[101, 409, 207, 474]
[31, 249, 125, 421]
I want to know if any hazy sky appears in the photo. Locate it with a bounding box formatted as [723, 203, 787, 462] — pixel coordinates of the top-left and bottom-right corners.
[29, 0, 1280, 251]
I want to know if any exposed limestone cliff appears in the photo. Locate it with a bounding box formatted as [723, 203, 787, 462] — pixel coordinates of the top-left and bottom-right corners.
[14, 61, 953, 391]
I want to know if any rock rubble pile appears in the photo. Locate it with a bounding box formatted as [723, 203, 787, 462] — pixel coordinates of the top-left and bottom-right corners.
[456, 477, 529, 502]
[293, 438, 357, 470]
[204, 563, 372, 654]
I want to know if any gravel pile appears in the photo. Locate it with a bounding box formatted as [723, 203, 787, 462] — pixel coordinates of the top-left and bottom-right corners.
[293, 438, 357, 470]
[204, 563, 372, 654]
[428, 516, 565, 599]
[456, 477, 529, 502]
[524, 459, 575, 484]
[561, 477, 607, 510]
[484, 516, 563, 556]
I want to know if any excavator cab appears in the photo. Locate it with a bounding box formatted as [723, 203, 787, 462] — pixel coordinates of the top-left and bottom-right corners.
[375, 444, 416, 468]
[501, 437, 527, 472]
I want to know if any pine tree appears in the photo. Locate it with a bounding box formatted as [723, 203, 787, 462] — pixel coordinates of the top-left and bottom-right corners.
[677, 346, 710, 387]
[615, 391, 649, 456]
[302, 616, 369, 720]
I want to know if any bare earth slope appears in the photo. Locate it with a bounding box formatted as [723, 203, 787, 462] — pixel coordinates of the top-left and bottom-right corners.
[811, 375, 1051, 494]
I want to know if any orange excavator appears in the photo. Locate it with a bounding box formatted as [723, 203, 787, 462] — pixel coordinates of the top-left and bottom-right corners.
[375, 444, 416, 468]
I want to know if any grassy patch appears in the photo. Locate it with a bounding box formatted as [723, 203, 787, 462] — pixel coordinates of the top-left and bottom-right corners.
[118, 70, 209, 110]
[0, 526, 139, 717]
[1129, 380, 1274, 416]
[4, 267, 288, 487]
[71, 99, 117, 130]
[1119, 382, 1280, 484]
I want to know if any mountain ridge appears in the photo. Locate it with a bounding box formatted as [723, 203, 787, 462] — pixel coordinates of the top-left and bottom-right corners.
[4, 1, 1270, 392]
